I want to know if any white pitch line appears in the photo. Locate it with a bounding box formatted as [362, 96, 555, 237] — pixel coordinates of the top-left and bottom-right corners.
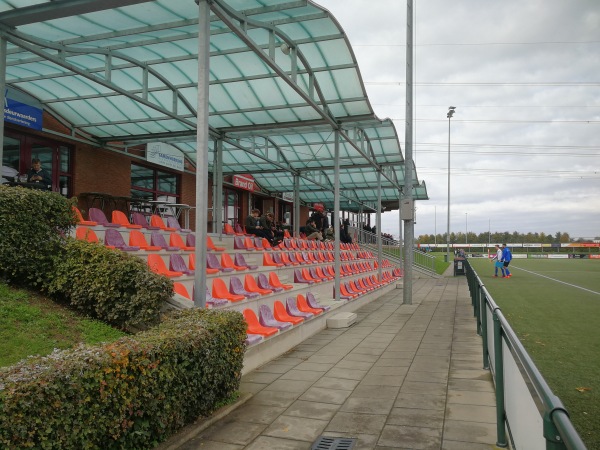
[512, 266, 600, 296]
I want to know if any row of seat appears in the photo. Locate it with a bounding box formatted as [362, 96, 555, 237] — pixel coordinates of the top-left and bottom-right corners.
[224, 223, 360, 251]
[75, 206, 190, 234]
[75, 227, 224, 253]
[172, 271, 292, 302]
[243, 293, 331, 342]
[336, 271, 400, 300]
[76, 225, 383, 278]
[234, 236, 367, 260]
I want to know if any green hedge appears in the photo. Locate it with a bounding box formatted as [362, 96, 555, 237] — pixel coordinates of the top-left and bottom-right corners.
[0, 308, 247, 449]
[47, 239, 170, 329]
[0, 186, 74, 288]
[0, 186, 171, 329]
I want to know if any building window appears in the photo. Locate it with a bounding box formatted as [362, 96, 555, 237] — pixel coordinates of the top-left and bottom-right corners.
[130, 163, 179, 201]
[2, 131, 72, 195]
[224, 188, 239, 225]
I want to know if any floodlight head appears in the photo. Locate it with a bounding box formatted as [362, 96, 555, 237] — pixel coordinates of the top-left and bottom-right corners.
[447, 110, 455, 119]
[449, 106, 456, 110]
[280, 43, 290, 55]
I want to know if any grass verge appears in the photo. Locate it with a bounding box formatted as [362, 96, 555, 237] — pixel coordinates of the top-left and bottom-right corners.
[0, 282, 126, 368]
[468, 258, 600, 449]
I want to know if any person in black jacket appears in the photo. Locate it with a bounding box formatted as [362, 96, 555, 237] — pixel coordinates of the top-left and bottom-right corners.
[310, 205, 329, 235]
[245, 209, 271, 241]
[305, 218, 323, 241]
[27, 158, 51, 190]
[340, 218, 352, 244]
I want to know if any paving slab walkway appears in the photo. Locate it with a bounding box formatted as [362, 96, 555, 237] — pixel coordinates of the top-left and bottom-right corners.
[161, 273, 503, 450]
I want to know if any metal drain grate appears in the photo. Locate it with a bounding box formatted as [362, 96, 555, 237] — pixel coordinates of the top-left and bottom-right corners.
[311, 436, 357, 450]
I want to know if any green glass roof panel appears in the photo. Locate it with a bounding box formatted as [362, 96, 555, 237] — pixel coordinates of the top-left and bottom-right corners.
[0, 0, 427, 208]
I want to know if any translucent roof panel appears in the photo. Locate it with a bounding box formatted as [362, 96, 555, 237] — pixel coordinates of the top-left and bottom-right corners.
[0, 0, 427, 210]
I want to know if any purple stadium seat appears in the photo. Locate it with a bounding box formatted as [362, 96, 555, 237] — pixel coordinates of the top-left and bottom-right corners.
[167, 216, 191, 233]
[286, 297, 314, 319]
[199, 287, 229, 307]
[234, 253, 258, 270]
[257, 273, 282, 293]
[258, 304, 292, 330]
[88, 207, 120, 227]
[293, 268, 314, 284]
[151, 230, 179, 250]
[306, 292, 331, 312]
[229, 277, 260, 299]
[272, 252, 289, 266]
[186, 233, 195, 247]
[104, 229, 140, 251]
[245, 334, 263, 345]
[170, 253, 194, 275]
[131, 212, 160, 230]
[207, 252, 232, 272]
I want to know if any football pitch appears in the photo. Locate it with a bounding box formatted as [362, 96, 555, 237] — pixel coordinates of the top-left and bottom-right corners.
[467, 257, 600, 449]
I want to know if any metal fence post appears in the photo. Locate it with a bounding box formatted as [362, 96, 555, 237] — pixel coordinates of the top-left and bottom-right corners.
[481, 288, 489, 369]
[493, 309, 508, 448]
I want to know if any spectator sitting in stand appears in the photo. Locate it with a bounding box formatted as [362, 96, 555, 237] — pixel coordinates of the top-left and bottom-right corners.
[259, 212, 283, 245]
[325, 226, 334, 241]
[305, 218, 323, 241]
[245, 209, 272, 242]
[340, 218, 352, 244]
[27, 158, 51, 190]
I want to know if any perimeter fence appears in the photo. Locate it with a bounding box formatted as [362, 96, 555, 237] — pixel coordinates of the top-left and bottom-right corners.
[464, 259, 587, 450]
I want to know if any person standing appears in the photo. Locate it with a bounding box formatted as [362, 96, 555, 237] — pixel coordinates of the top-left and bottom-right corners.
[501, 243, 513, 278]
[310, 205, 329, 235]
[27, 158, 51, 190]
[490, 244, 504, 277]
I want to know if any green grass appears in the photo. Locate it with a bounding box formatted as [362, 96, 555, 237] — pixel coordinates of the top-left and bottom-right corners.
[0, 283, 126, 368]
[468, 258, 600, 449]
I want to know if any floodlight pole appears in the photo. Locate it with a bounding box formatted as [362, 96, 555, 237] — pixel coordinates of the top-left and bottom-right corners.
[446, 106, 455, 262]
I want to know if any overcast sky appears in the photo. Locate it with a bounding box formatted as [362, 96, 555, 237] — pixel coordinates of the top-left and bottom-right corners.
[317, 0, 600, 240]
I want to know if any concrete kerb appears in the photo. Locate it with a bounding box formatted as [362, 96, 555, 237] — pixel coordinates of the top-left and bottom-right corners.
[155, 392, 253, 450]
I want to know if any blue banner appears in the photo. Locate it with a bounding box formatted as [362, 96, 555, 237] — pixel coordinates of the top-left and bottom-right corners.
[4, 89, 43, 130]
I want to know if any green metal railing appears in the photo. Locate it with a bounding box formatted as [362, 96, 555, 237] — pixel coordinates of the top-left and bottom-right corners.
[351, 226, 436, 275]
[465, 259, 587, 450]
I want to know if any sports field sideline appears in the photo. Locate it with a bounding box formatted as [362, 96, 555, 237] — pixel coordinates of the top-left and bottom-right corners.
[467, 257, 600, 449]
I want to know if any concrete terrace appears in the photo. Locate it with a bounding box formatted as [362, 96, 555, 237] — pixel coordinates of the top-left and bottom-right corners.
[159, 272, 502, 450]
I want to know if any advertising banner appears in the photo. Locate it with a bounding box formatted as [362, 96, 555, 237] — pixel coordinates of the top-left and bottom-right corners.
[146, 142, 185, 171]
[4, 87, 43, 130]
[233, 174, 256, 191]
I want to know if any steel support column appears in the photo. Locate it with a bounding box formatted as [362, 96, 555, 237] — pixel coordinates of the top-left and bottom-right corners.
[334, 129, 341, 300]
[193, 0, 210, 308]
[294, 175, 300, 237]
[377, 170, 382, 280]
[0, 38, 6, 164]
[214, 138, 224, 234]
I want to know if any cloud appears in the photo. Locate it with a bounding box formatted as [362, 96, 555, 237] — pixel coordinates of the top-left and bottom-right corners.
[318, 0, 600, 239]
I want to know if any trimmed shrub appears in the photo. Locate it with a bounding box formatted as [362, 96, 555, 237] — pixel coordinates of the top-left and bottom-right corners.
[47, 239, 170, 329]
[0, 308, 247, 449]
[0, 186, 75, 287]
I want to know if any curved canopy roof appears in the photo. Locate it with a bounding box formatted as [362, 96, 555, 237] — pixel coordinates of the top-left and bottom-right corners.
[0, 0, 427, 211]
